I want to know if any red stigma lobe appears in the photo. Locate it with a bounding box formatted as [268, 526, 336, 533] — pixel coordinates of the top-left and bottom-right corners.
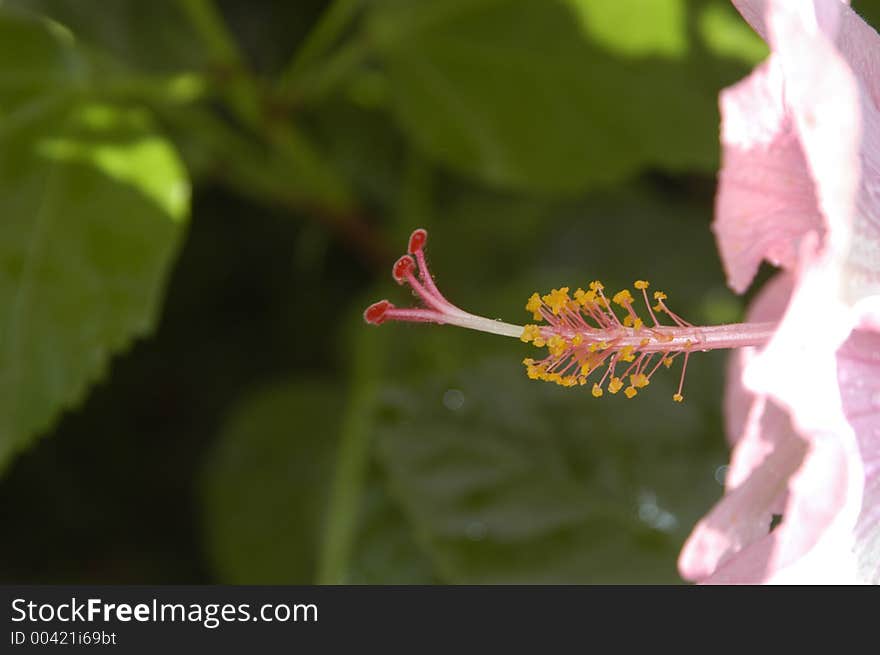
[364, 300, 393, 324]
[393, 255, 415, 283]
[408, 229, 428, 254]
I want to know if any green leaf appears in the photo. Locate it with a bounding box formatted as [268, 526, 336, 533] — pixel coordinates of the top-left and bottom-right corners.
[374, 352, 728, 583]
[346, 466, 438, 584]
[5, 0, 208, 73]
[199, 373, 440, 584]
[0, 11, 189, 472]
[0, 9, 85, 116]
[200, 380, 344, 583]
[368, 0, 758, 194]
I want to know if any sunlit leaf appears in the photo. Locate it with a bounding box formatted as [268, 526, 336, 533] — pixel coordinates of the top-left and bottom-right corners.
[0, 11, 189, 472]
[369, 0, 758, 194]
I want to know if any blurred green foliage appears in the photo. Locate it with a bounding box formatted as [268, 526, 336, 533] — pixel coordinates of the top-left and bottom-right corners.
[0, 10, 188, 472]
[0, 0, 861, 583]
[201, 380, 341, 583]
[369, 0, 757, 192]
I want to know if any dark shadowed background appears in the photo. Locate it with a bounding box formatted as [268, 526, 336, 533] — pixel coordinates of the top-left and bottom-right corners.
[2, 0, 876, 584]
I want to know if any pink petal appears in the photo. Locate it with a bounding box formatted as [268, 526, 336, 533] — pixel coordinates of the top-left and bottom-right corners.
[684, 247, 870, 582]
[680, 384, 860, 583]
[678, 395, 807, 581]
[845, 98, 880, 306]
[730, 0, 773, 41]
[717, 0, 880, 302]
[766, 2, 876, 300]
[696, 327, 880, 584]
[730, 2, 854, 44]
[734, 1, 880, 115]
[681, 263, 868, 582]
[712, 59, 823, 293]
[741, 0, 870, 506]
[736, 238, 864, 583]
[680, 274, 817, 582]
[833, 5, 880, 113]
[723, 273, 793, 449]
[734, 3, 874, 580]
[837, 329, 880, 582]
[687, 0, 880, 583]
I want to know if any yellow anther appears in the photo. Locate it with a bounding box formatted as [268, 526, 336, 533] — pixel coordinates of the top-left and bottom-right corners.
[673, 393, 684, 402]
[526, 293, 544, 320]
[623, 315, 633, 327]
[634, 280, 649, 290]
[624, 386, 638, 399]
[612, 289, 633, 307]
[591, 383, 603, 398]
[588, 343, 598, 352]
[640, 338, 650, 347]
[589, 280, 604, 291]
[580, 363, 591, 375]
[542, 287, 571, 315]
[630, 373, 649, 388]
[547, 335, 567, 356]
[619, 346, 635, 362]
[633, 318, 643, 330]
[598, 341, 610, 350]
[574, 288, 597, 306]
[652, 303, 663, 312]
[662, 357, 674, 369]
[608, 377, 624, 394]
[520, 324, 541, 343]
[653, 291, 667, 301]
[525, 362, 545, 380]
[571, 334, 583, 347]
[533, 337, 546, 348]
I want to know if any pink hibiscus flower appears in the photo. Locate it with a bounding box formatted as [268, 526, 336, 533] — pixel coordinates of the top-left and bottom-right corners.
[678, 0, 880, 583]
[363, 0, 880, 584]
